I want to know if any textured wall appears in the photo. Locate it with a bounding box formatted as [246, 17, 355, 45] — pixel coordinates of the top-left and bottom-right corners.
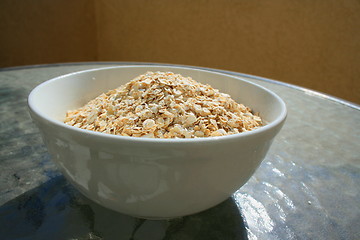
[1, 0, 359, 103]
[95, 0, 360, 103]
[0, 0, 97, 66]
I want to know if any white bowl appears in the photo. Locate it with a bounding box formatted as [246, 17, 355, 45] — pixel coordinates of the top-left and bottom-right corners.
[28, 65, 287, 219]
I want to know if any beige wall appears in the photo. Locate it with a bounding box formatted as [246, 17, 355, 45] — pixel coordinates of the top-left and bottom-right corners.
[0, 0, 97, 66]
[1, 0, 359, 103]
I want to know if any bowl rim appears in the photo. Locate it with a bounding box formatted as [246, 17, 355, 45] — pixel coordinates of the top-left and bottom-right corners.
[28, 65, 287, 143]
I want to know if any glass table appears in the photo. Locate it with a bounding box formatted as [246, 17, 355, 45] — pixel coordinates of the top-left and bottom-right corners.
[1, 63, 359, 240]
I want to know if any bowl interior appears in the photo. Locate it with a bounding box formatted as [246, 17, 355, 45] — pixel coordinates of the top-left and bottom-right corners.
[29, 66, 286, 128]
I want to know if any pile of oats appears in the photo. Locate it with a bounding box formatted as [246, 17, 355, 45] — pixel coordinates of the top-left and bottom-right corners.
[64, 71, 263, 138]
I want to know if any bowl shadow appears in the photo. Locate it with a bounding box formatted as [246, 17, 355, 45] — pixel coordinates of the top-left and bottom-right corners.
[0, 175, 248, 240]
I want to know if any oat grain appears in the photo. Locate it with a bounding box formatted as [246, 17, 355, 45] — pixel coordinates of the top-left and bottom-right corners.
[64, 71, 263, 138]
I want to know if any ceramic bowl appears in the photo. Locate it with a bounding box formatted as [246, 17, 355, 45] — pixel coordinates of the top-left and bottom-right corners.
[28, 65, 287, 219]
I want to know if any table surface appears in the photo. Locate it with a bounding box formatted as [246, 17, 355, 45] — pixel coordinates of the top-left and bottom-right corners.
[0, 63, 359, 240]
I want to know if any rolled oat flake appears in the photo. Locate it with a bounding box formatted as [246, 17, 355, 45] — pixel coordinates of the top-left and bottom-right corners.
[64, 71, 263, 138]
